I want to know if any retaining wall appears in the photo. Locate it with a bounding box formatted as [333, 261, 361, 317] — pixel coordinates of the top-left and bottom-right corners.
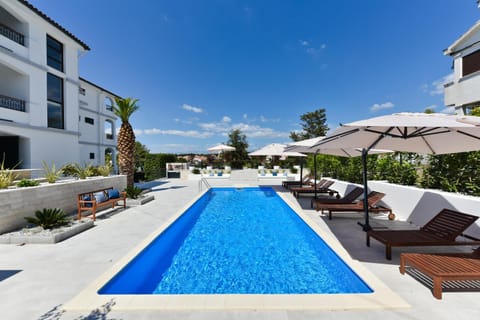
[0, 175, 127, 234]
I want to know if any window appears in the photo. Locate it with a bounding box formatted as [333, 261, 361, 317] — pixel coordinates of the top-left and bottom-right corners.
[105, 120, 114, 140]
[47, 73, 64, 129]
[105, 97, 114, 111]
[47, 35, 63, 72]
[79, 87, 86, 95]
[85, 117, 94, 125]
[462, 49, 480, 77]
[89, 153, 95, 159]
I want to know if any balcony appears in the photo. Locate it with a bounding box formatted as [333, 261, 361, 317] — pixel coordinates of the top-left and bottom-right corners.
[0, 23, 24, 46]
[0, 94, 26, 112]
[444, 72, 480, 107]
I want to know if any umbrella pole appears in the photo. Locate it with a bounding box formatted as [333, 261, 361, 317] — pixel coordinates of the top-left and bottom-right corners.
[299, 159, 304, 187]
[314, 152, 318, 199]
[357, 148, 372, 232]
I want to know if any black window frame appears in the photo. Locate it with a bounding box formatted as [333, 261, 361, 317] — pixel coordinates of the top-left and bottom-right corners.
[47, 73, 64, 129]
[47, 35, 64, 72]
[89, 152, 95, 160]
[84, 117, 94, 125]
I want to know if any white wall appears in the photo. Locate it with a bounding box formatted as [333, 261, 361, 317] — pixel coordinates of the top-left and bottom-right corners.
[329, 179, 480, 239]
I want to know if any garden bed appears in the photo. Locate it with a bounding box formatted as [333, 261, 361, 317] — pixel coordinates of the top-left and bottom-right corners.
[0, 219, 94, 244]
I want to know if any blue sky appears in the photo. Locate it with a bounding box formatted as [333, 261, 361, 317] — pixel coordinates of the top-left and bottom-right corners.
[30, 0, 480, 153]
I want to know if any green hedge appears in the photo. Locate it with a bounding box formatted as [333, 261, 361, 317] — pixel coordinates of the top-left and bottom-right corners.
[144, 153, 177, 181]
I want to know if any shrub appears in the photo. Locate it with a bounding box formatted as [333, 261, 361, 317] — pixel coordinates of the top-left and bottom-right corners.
[192, 168, 201, 174]
[25, 208, 69, 229]
[61, 163, 94, 179]
[17, 179, 40, 187]
[42, 161, 63, 183]
[124, 186, 143, 199]
[94, 164, 112, 177]
[0, 157, 19, 189]
[290, 167, 298, 174]
[144, 153, 177, 180]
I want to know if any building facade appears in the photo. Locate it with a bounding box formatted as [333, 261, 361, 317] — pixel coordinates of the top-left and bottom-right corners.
[444, 20, 480, 115]
[0, 0, 119, 170]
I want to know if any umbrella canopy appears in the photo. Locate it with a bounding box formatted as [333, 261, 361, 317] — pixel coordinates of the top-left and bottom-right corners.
[208, 144, 236, 153]
[286, 137, 392, 198]
[312, 112, 480, 231]
[249, 143, 306, 158]
[313, 112, 480, 155]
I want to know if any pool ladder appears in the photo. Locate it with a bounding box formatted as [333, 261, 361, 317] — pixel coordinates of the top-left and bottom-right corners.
[198, 177, 211, 192]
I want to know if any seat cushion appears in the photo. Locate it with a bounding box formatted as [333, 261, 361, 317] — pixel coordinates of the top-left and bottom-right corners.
[94, 191, 108, 203]
[107, 189, 120, 199]
[82, 195, 92, 207]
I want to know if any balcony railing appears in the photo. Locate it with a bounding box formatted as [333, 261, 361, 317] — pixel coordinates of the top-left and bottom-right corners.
[0, 94, 26, 112]
[0, 23, 25, 46]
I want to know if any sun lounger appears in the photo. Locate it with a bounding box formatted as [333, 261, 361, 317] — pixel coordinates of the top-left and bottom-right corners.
[312, 186, 363, 208]
[399, 247, 480, 299]
[367, 209, 480, 260]
[282, 174, 313, 189]
[290, 180, 337, 198]
[314, 191, 389, 220]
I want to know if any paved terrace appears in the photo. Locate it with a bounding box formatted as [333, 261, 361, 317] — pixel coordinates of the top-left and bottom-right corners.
[1, 176, 479, 319]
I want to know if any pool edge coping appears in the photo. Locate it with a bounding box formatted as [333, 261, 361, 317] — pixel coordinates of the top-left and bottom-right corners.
[63, 186, 410, 311]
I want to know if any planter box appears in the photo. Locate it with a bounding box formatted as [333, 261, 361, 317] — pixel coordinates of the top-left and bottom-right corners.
[0, 175, 126, 234]
[0, 220, 94, 244]
[128, 194, 155, 206]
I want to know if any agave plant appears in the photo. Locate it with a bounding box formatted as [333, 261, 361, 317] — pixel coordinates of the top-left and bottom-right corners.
[95, 163, 112, 177]
[0, 156, 19, 189]
[25, 208, 69, 229]
[61, 162, 94, 179]
[124, 185, 143, 199]
[42, 161, 63, 183]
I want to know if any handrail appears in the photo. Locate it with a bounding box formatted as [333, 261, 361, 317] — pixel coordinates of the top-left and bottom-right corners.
[198, 177, 211, 192]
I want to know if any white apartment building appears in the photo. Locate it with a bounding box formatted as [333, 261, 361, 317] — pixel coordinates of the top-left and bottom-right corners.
[444, 20, 480, 115]
[0, 0, 119, 170]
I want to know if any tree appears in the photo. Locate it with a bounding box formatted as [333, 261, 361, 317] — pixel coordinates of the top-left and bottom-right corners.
[113, 97, 140, 187]
[134, 141, 150, 170]
[290, 108, 329, 141]
[226, 129, 249, 169]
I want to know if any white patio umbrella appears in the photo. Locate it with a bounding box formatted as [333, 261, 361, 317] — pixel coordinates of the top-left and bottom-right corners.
[311, 112, 480, 231]
[248, 143, 306, 158]
[208, 144, 236, 153]
[285, 137, 391, 198]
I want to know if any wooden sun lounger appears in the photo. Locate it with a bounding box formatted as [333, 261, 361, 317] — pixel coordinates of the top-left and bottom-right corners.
[399, 247, 480, 299]
[314, 191, 390, 220]
[367, 209, 480, 260]
[282, 175, 313, 189]
[312, 186, 363, 207]
[290, 180, 337, 198]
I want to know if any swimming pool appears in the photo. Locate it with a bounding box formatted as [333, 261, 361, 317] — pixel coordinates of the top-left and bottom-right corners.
[65, 185, 408, 311]
[99, 187, 371, 295]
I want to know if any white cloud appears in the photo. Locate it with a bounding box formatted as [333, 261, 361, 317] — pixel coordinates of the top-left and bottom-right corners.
[143, 128, 212, 138]
[222, 116, 231, 123]
[181, 104, 204, 113]
[370, 101, 394, 112]
[243, 113, 248, 119]
[299, 40, 310, 46]
[231, 123, 290, 138]
[428, 73, 454, 96]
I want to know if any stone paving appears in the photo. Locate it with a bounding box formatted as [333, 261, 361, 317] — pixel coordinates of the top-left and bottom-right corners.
[0, 177, 479, 320]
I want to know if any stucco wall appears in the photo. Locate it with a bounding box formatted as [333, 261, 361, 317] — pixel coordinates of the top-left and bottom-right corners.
[0, 175, 126, 234]
[329, 179, 480, 239]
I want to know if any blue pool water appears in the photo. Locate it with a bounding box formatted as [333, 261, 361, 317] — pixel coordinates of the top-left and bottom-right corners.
[99, 187, 372, 294]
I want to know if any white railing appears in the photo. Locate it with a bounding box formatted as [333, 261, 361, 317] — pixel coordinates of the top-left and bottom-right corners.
[198, 177, 211, 192]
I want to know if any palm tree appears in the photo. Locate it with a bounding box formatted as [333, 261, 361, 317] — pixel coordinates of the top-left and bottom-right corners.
[113, 97, 139, 187]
